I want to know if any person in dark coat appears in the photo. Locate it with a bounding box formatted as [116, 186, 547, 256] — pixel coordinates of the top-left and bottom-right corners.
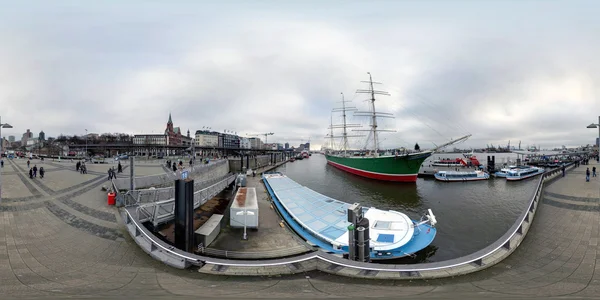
[117, 162, 122, 173]
[29, 168, 33, 179]
[586, 168, 590, 182]
[76, 161, 81, 171]
[39, 167, 45, 179]
[172, 162, 177, 172]
[593, 166, 597, 177]
[32, 165, 38, 177]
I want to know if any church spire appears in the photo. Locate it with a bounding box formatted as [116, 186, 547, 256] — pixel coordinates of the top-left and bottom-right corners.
[168, 112, 173, 124]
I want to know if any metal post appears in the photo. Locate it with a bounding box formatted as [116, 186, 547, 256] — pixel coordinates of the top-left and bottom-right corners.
[129, 156, 135, 191]
[243, 206, 248, 240]
[174, 178, 195, 252]
[347, 224, 355, 261]
[357, 227, 365, 262]
[85, 129, 88, 161]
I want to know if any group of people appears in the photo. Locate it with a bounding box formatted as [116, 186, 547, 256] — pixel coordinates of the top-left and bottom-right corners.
[586, 166, 597, 182]
[107, 162, 123, 180]
[28, 164, 45, 179]
[76, 161, 88, 174]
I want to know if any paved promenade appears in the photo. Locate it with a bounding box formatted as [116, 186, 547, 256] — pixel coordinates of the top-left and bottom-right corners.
[0, 158, 599, 299]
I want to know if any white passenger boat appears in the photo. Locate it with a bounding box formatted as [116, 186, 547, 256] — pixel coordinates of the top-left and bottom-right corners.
[431, 158, 467, 167]
[505, 166, 545, 181]
[262, 173, 437, 260]
[434, 170, 490, 182]
[494, 165, 517, 177]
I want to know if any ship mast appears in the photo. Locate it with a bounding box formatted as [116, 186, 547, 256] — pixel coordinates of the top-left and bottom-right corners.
[354, 72, 393, 157]
[329, 92, 363, 155]
[329, 112, 334, 151]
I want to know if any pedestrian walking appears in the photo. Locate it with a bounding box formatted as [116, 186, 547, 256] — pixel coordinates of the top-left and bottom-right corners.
[562, 165, 565, 177]
[33, 165, 37, 177]
[108, 168, 113, 180]
[117, 162, 122, 173]
[39, 167, 45, 179]
[586, 168, 590, 182]
[29, 168, 33, 179]
[27, 160, 30, 168]
[172, 162, 177, 172]
[76, 161, 80, 171]
[0, 160, 3, 168]
[593, 166, 597, 177]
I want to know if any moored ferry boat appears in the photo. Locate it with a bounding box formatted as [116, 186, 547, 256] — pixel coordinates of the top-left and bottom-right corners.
[262, 173, 438, 260]
[494, 165, 517, 177]
[434, 170, 490, 182]
[506, 166, 544, 181]
[431, 158, 467, 167]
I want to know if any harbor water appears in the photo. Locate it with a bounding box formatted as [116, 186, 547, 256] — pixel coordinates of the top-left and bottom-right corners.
[275, 153, 538, 262]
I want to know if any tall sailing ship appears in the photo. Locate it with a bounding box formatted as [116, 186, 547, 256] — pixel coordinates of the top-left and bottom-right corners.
[325, 73, 434, 182]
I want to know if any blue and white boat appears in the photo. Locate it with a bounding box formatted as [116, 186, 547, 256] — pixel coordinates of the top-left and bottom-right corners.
[494, 165, 517, 177]
[262, 173, 437, 260]
[434, 170, 489, 182]
[506, 166, 544, 181]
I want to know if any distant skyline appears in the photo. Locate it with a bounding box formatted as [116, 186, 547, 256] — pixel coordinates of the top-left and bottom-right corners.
[1, 0, 599, 150]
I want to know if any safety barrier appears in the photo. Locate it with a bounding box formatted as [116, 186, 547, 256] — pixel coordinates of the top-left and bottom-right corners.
[113, 159, 226, 191]
[136, 174, 236, 226]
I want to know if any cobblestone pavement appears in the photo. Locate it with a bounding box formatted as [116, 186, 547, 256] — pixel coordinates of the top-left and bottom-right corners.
[0, 158, 599, 299]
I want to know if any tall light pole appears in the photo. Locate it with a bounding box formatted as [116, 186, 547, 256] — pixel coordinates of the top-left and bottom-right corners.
[85, 129, 88, 161]
[586, 116, 600, 161]
[0, 116, 14, 203]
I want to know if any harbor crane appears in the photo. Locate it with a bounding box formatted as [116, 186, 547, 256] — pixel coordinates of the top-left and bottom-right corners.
[248, 132, 274, 144]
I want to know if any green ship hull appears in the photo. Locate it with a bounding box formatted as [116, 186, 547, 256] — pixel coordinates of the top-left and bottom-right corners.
[325, 152, 433, 182]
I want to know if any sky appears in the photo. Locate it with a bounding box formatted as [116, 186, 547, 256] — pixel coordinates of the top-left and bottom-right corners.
[1, 0, 599, 150]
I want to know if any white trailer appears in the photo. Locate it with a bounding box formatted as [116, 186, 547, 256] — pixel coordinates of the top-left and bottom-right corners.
[230, 187, 258, 229]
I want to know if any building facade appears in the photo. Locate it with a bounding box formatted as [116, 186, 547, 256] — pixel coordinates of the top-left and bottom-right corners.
[239, 137, 251, 149]
[219, 133, 240, 149]
[284, 142, 289, 149]
[133, 134, 167, 145]
[8, 136, 15, 142]
[165, 113, 182, 146]
[195, 130, 219, 147]
[21, 129, 33, 145]
[249, 137, 264, 149]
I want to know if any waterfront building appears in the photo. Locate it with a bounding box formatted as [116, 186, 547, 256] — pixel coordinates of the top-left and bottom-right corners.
[239, 137, 251, 149]
[249, 137, 264, 149]
[8, 135, 15, 142]
[195, 130, 219, 147]
[132, 134, 167, 145]
[284, 142, 289, 149]
[219, 133, 240, 149]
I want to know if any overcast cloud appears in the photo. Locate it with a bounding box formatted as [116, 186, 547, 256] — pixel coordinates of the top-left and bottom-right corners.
[1, 0, 599, 150]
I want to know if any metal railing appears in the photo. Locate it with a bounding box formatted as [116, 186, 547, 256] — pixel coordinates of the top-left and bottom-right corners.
[136, 174, 236, 226]
[198, 245, 312, 259]
[114, 159, 226, 192]
[124, 174, 232, 206]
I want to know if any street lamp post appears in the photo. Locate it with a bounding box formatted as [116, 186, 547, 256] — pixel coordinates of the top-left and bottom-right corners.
[0, 116, 14, 203]
[587, 116, 600, 161]
[85, 129, 88, 161]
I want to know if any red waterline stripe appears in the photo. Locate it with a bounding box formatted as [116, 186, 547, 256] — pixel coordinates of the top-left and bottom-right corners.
[327, 160, 417, 182]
